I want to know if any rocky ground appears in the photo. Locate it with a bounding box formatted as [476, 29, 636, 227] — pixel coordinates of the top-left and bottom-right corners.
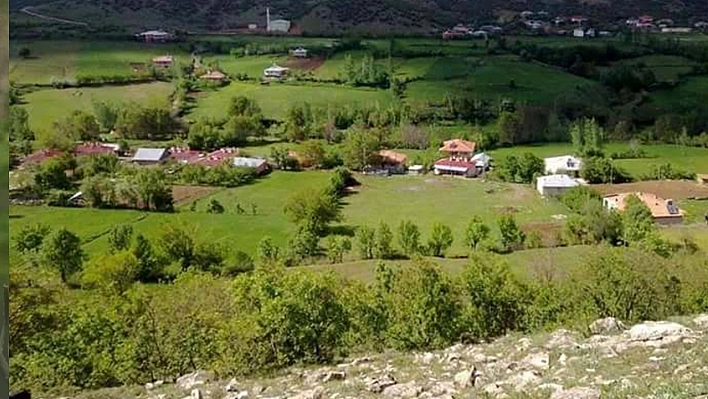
[64, 315, 708, 399]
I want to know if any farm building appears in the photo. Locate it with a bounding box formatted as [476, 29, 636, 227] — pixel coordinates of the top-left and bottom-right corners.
[471, 152, 492, 172]
[200, 70, 227, 82]
[136, 30, 173, 42]
[196, 148, 239, 168]
[433, 139, 479, 177]
[536, 174, 581, 197]
[544, 155, 582, 175]
[169, 147, 203, 164]
[661, 27, 693, 34]
[264, 64, 290, 79]
[408, 165, 424, 175]
[152, 56, 174, 68]
[266, 8, 291, 33]
[132, 148, 170, 165]
[290, 47, 308, 58]
[603, 192, 684, 225]
[379, 150, 408, 174]
[233, 157, 269, 174]
[74, 142, 120, 157]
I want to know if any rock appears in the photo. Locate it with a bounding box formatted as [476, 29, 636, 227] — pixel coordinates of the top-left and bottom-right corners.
[366, 375, 397, 393]
[693, 314, 708, 329]
[145, 380, 164, 390]
[625, 321, 693, 343]
[589, 317, 627, 335]
[421, 352, 436, 365]
[225, 378, 240, 392]
[228, 392, 249, 399]
[558, 353, 568, 366]
[515, 337, 533, 351]
[453, 368, 480, 387]
[545, 329, 578, 349]
[323, 371, 346, 383]
[537, 383, 564, 394]
[176, 370, 213, 390]
[190, 389, 202, 399]
[292, 386, 325, 399]
[429, 381, 456, 396]
[482, 383, 507, 398]
[503, 370, 541, 391]
[521, 352, 549, 371]
[550, 386, 600, 399]
[382, 381, 422, 398]
[352, 356, 371, 366]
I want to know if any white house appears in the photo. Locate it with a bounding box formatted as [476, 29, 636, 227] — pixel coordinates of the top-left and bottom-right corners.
[264, 63, 290, 79]
[537, 174, 581, 197]
[233, 157, 269, 174]
[471, 152, 492, 172]
[573, 28, 585, 38]
[544, 155, 582, 175]
[136, 30, 173, 42]
[269, 19, 291, 33]
[132, 148, 170, 165]
[290, 47, 308, 58]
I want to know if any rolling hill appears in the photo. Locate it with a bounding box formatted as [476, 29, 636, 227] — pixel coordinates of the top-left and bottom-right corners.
[9, 0, 708, 34]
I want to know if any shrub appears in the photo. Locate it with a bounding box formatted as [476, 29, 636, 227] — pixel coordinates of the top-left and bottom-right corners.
[498, 214, 525, 251]
[427, 223, 453, 257]
[14, 224, 51, 254]
[397, 220, 421, 257]
[561, 186, 602, 213]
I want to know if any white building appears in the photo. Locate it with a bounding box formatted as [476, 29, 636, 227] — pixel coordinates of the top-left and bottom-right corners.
[471, 152, 492, 171]
[536, 174, 581, 197]
[233, 157, 269, 174]
[264, 64, 290, 79]
[132, 148, 170, 165]
[136, 30, 173, 42]
[544, 155, 582, 175]
[269, 19, 291, 33]
[290, 47, 308, 58]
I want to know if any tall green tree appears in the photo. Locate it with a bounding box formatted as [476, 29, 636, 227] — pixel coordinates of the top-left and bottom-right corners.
[283, 189, 341, 236]
[397, 220, 421, 256]
[621, 195, 656, 244]
[374, 222, 395, 259]
[465, 216, 490, 251]
[427, 223, 453, 257]
[498, 214, 525, 251]
[41, 228, 84, 283]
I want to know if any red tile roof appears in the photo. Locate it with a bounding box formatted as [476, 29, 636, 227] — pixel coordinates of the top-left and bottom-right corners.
[439, 139, 476, 154]
[169, 147, 203, 163]
[22, 149, 63, 166]
[194, 148, 239, 167]
[434, 159, 475, 171]
[74, 142, 117, 156]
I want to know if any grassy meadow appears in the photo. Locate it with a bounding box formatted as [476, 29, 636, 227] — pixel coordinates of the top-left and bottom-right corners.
[20, 82, 173, 133]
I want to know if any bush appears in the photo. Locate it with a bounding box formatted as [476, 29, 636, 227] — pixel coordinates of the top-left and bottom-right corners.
[560, 186, 602, 213]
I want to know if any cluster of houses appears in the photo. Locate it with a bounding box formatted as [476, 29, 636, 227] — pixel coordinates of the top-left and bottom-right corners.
[535, 154, 684, 224]
[625, 15, 697, 33]
[442, 24, 503, 40]
[20, 143, 270, 175]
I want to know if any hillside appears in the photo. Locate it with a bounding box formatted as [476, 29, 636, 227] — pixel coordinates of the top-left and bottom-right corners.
[48, 316, 708, 399]
[9, 0, 708, 34]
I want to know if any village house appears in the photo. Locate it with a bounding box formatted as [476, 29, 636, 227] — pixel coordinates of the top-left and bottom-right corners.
[200, 70, 228, 83]
[132, 148, 170, 165]
[264, 63, 290, 79]
[195, 148, 239, 168]
[408, 165, 424, 175]
[603, 192, 684, 225]
[268, 19, 291, 33]
[471, 152, 492, 174]
[233, 157, 269, 174]
[152, 55, 174, 68]
[544, 155, 582, 176]
[169, 147, 203, 164]
[661, 27, 693, 34]
[290, 47, 308, 58]
[379, 150, 408, 174]
[74, 142, 120, 157]
[536, 174, 581, 197]
[433, 139, 478, 177]
[136, 30, 173, 43]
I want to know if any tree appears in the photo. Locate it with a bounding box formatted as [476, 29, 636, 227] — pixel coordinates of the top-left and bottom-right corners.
[223, 251, 255, 276]
[193, 242, 227, 273]
[132, 234, 161, 282]
[257, 236, 280, 265]
[92, 101, 119, 132]
[299, 140, 326, 168]
[284, 103, 312, 142]
[9, 107, 34, 142]
[622, 195, 656, 244]
[561, 186, 602, 213]
[159, 225, 195, 270]
[342, 128, 381, 171]
[494, 153, 542, 183]
[464, 217, 490, 251]
[207, 199, 225, 214]
[134, 169, 174, 212]
[108, 225, 134, 253]
[14, 224, 51, 254]
[229, 96, 261, 117]
[188, 118, 222, 150]
[356, 225, 376, 260]
[397, 220, 421, 257]
[115, 106, 175, 140]
[283, 189, 341, 236]
[270, 146, 299, 170]
[498, 215, 525, 251]
[34, 156, 73, 191]
[82, 251, 140, 294]
[427, 223, 453, 257]
[223, 115, 262, 146]
[326, 236, 351, 264]
[581, 157, 632, 184]
[18, 47, 31, 58]
[498, 111, 522, 146]
[41, 228, 84, 284]
[374, 222, 395, 259]
[570, 118, 604, 157]
[53, 110, 101, 142]
[287, 227, 320, 262]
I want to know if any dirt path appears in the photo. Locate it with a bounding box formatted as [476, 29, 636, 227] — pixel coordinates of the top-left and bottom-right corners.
[20, 7, 89, 26]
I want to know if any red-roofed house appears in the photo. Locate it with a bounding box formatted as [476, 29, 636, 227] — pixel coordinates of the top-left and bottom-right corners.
[169, 147, 203, 164]
[152, 55, 174, 68]
[194, 148, 239, 168]
[74, 142, 120, 157]
[433, 139, 478, 177]
[21, 149, 63, 167]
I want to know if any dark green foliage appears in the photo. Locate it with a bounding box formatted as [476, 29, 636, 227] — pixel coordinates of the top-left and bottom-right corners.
[107, 225, 134, 253]
[206, 199, 225, 214]
[498, 214, 525, 251]
[132, 234, 162, 282]
[494, 153, 543, 183]
[34, 156, 75, 191]
[133, 169, 174, 212]
[223, 251, 255, 276]
[641, 163, 695, 181]
[283, 188, 341, 236]
[581, 156, 632, 184]
[342, 128, 382, 171]
[229, 96, 261, 117]
[115, 106, 176, 140]
[621, 195, 656, 243]
[41, 228, 83, 284]
[564, 201, 623, 246]
[179, 164, 257, 187]
[427, 223, 453, 257]
[561, 186, 602, 213]
[325, 236, 351, 264]
[270, 146, 299, 170]
[257, 236, 280, 266]
[159, 225, 196, 270]
[14, 224, 51, 254]
[52, 110, 100, 142]
[9, 107, 34, 142]
[287, 227, 320, 263]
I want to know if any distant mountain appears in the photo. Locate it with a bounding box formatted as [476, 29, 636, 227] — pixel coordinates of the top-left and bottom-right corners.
[10, 0, 708, 34]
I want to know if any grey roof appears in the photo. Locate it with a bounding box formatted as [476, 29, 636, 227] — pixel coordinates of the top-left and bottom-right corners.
[132, 148, 169, 162]
[233, 157, 267, 168]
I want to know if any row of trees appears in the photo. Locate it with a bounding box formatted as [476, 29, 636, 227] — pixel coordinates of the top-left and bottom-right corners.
[12, 245, 708, 391]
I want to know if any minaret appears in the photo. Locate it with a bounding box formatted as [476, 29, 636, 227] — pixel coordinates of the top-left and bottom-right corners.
[266, 7, 271, 32]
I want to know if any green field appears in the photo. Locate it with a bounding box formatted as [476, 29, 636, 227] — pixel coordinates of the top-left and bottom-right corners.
[10, 41, 188, 84]
[20, 82, 173, 133]
[489, 142, 708, 175]
[610, 55, 697, 83]
[191, 81, 393, 120]
[648, 75, 708, 113]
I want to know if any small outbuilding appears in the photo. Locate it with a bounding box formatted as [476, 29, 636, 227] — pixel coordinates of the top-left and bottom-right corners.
[233, 157, 269, 174]
[132, 148, 170, 165]
[536, 174, 581, 197]
[152, 55, 174, 68]
[264, 63, 289, 79]
[136, 30, 173, 42]
[379, 150, 408, 174]
[200, 70, 227, 83]
[290, 47, 308, 58]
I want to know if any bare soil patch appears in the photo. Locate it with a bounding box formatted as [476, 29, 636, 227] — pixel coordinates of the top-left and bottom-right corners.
[283, 57, 326, 71]
[172, 185, 219, 205]
[593, 181, 708, 200]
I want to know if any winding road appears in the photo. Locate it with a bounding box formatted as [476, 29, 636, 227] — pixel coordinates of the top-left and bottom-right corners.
[20, 6, 89, 26]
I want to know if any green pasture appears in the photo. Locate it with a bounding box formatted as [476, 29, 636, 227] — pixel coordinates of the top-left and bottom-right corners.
[191, 81, 393, 120]
[20, 82, 173, 133]
[10, 40, 188, 84]
[405, 56, 597, 105]
[489, 143, 708, 175]
[608, 55, 697, 82]
[648, 76, 708, 113]
[206, 55, 289, 78]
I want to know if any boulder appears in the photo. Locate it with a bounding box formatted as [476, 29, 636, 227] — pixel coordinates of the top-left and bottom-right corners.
[453, 368, 480, 387]
[589, 317, 627, 335]
[224, 378, 240, 392]
[292, 386, 325, 399]
[176, 370, 213, 390]
[323, 371, 346, 383]
[145, 380, 164, 390]
[503, 370, 541, 391]
[482, 383, 507, 398]
[625, 321, 692, 342]
[190, 389, 202, 399]
[537, 383, 564, 394]
[421, 352, 436, 365]
[429, 381, 456, 396]
[521, 352, 549, 371]
[366, 375, 397, 393]
[693, 314, 708, 329]
[382, 381, 423, 398]
[545, 329, 578, 349]
[550, 386, 600, 399]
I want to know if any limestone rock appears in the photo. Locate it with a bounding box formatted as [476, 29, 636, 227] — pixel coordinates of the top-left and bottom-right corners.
[190, 389, 202, 399]
[421, 352, 436, 365]
[292, 386, 325, 399]
[176, 370, 213, 390]
[323, 371, 346, 383]
[145, 380, 164, 390]
[693, 314, 708, 329]
[453, 368, 480, 387]
[589, 317, 627, 335]
[521, 352, 549, 371]
[382, 381, 422, 398]
[225, 378, 240, 392]
[550, 386, 600, 399]
[545, 329, 578, 349]
[503, 370, 541, 391]
[366, 374, 397, 393]
[624, 321, 692, 343]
